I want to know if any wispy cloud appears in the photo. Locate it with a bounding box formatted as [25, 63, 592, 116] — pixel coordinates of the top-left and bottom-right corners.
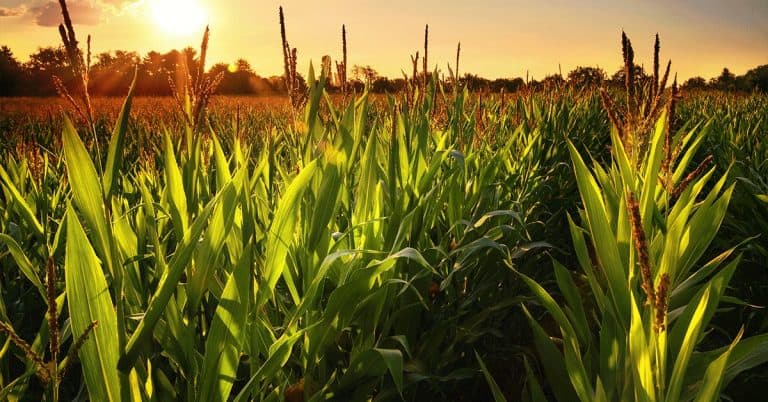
[31, 0, 101, 27]
[100, 0, 142, 7]
[2, 0, 141, 26]
[0, 5, 25, 16]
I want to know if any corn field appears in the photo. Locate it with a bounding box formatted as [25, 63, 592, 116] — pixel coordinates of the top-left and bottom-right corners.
[0, 3, 767, 401]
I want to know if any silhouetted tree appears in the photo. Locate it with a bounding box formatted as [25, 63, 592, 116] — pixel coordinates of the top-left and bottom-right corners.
[567, 66, 606, 88]
[267, 75, 287, 93]
[610, 64, 648, 86]
[527, 79, 543, 91]
[463, 74, 489, 91]
[744, 65, 768, 93]
[209, 60, 280, 95]
[682, 76, 708, 90]
[135, 50, 183, 96]
[352, 65, 378, 83]
[371, 77, 391, 93]
[711, 68, 736, 91]
[348, 79, 365, 93]
[136, 51, 166, 95]
[389, 78, 407, 92]
[25, 46, 71, 96]
[0, 46, 24, 96]
[490, 77, 524, 93]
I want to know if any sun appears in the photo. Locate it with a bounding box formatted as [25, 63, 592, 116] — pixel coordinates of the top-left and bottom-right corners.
[150, 0, 207, 36]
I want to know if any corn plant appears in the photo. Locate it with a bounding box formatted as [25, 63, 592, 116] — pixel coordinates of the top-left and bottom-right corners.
[517, 36, 768, 401]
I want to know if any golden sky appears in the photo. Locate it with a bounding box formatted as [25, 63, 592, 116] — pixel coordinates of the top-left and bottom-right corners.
[1, 0, 766, 80]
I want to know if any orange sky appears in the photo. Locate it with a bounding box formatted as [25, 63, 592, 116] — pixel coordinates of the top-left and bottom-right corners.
[1, 0, 766, 80]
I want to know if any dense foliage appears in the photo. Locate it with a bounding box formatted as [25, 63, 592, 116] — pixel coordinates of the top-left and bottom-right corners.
[0, 3, 766, 400]
[1, 70, 767, 400]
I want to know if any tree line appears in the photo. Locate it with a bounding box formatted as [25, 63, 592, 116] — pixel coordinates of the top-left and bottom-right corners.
[1, 45, 767, 97]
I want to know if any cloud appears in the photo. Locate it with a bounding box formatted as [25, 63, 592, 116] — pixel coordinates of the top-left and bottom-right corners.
[99, 0, 143, 16]
[99, 0, 141, 7]
[0, 5, 25, 16]
[22, 0, 142, 26]
[31, 0, 101, 27]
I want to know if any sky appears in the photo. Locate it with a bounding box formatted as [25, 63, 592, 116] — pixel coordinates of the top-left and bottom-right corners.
[1, 0, 766, 81]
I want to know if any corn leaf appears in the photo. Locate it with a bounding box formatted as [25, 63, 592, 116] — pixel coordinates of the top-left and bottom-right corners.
[261, 159, 318, 306]
[62, 117, 114, 275]
[102, 68, 137, 200]
[197, 245, 252, 402]
[692, 329, 743, 402]
[64, 206, 121, 401]
[119, 183, 234, 371]
[0, 234, 45, 300]
[0, 165, 44, 237]
[476, 350, 507, 402]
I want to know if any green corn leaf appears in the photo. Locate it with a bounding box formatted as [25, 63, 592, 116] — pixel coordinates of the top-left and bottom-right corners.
[232, 330, 306, 402]
[676, 184, 734, 281]
[568, 215, 608, 314]
[305, 161, 341, 250]
[639, 110, 667, 232]
[354, 132, 380, 224]
[0, 234, 45, 300]
[287, 249, 371, 326]
[568, 141, 629, 328]
[692, 328, 743, 402]
[337, 347, 403, 397]
[64, 206, 121, 401]
[521, 304, 579, 402]
[671, 122, 709, 185]
[375, 348, 404, 397]
[211, 133, 232, 190]
[0, 371, 35, 401]
[197, 245, 252, 402]
[0, 165, 44, 237]
[685, 333, 768, 397]
[668, 257, 738, 365]
[119, 183, 234, 371]
[666, 287, 712, 402]
[523, 356, 547, 402]
[164, 132, 189, 237]
[518, 268, 578, 345]
[628, 296, 655, 402]
[553, 260, 591, 345]
[102, 67, 137, 200]
[154, 294, 196, 375]
[62, 117, 114, 276]
[303, 62, 324, 141]
[608, 125, 634, 188]
[187, 172, 241, 313]
[260, 159, 318, 306]
[475, 350, 507, 402]
[598, 315, 622, 400]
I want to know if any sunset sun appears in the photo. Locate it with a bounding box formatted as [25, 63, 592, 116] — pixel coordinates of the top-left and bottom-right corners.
[150, 0, 207, 36]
